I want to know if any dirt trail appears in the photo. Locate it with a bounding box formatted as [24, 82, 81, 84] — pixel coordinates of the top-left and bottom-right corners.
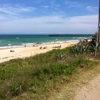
[75, 74, 100, 100]
[48, 67, 100, 100]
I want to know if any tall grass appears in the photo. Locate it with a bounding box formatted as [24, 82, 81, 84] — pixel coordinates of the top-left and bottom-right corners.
[0, 47, 98, 100]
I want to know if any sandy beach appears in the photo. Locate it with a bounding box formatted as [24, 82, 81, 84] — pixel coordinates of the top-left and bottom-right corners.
[0, 41, 78, 63]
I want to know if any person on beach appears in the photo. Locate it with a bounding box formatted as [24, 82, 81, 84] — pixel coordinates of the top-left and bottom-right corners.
[24, 44, 26, 47]
[43, 46, 47, 49]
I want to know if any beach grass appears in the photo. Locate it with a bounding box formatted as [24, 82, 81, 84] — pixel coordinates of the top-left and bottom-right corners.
[0, 46, 99, 100]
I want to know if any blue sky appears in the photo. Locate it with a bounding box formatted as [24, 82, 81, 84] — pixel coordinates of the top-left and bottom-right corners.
[0, 0, 98, 34]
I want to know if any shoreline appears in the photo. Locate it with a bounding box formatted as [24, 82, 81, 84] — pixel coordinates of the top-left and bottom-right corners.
[0, 40, 78, 48]
[0, 40, 78, 63]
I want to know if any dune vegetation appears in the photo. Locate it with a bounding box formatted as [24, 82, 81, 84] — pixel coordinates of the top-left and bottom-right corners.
[0, 39, 100, 100]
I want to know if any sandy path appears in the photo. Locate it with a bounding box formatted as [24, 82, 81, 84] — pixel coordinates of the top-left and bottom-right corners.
[0, 41, 78, 63]
[75, 74, 100, 100]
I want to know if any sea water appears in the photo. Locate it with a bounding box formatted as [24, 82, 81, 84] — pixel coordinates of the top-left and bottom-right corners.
[0, 34, 92, 47]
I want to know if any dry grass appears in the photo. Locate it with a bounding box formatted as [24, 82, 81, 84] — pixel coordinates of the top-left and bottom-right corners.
[12, 60, 100, 100]
[47, 62, 100, 100]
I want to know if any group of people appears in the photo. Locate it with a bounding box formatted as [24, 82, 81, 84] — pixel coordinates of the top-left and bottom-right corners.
[40, 46, 47, 49]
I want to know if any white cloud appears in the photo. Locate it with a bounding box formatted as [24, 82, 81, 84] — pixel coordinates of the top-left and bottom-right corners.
[52, 11, 65, 15]
[0, 7, 16, 15]
[50, 0, 60, 9]
[51, 0, 56, 5]
[0, 14, 8, 20]
[68, 15, 97, 23]
[65, 1, 78, 4]
[20, 7, 35, 12]
[0, 14, 98, 34]
[0, 5, 36, 15]
[34, 0, 44, 4]
[86, 6, 98, 12]
[65, 1, 82, 8]
[41, 5, 49, 8]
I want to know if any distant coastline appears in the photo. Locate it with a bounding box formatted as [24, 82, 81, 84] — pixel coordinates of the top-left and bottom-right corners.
[48, 34, 93, 37]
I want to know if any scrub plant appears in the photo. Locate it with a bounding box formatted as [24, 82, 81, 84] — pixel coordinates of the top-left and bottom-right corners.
[71, 40, 100, 57]
[55, 52, 66, 60]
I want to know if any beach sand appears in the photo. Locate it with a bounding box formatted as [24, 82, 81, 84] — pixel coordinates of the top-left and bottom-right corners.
[0, 41, 78, 63]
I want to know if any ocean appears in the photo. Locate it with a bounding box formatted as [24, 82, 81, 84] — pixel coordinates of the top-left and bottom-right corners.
[0, 34, 92, 47]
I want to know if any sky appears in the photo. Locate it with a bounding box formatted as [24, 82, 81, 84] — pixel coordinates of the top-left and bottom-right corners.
[0, 0, 99, 34]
